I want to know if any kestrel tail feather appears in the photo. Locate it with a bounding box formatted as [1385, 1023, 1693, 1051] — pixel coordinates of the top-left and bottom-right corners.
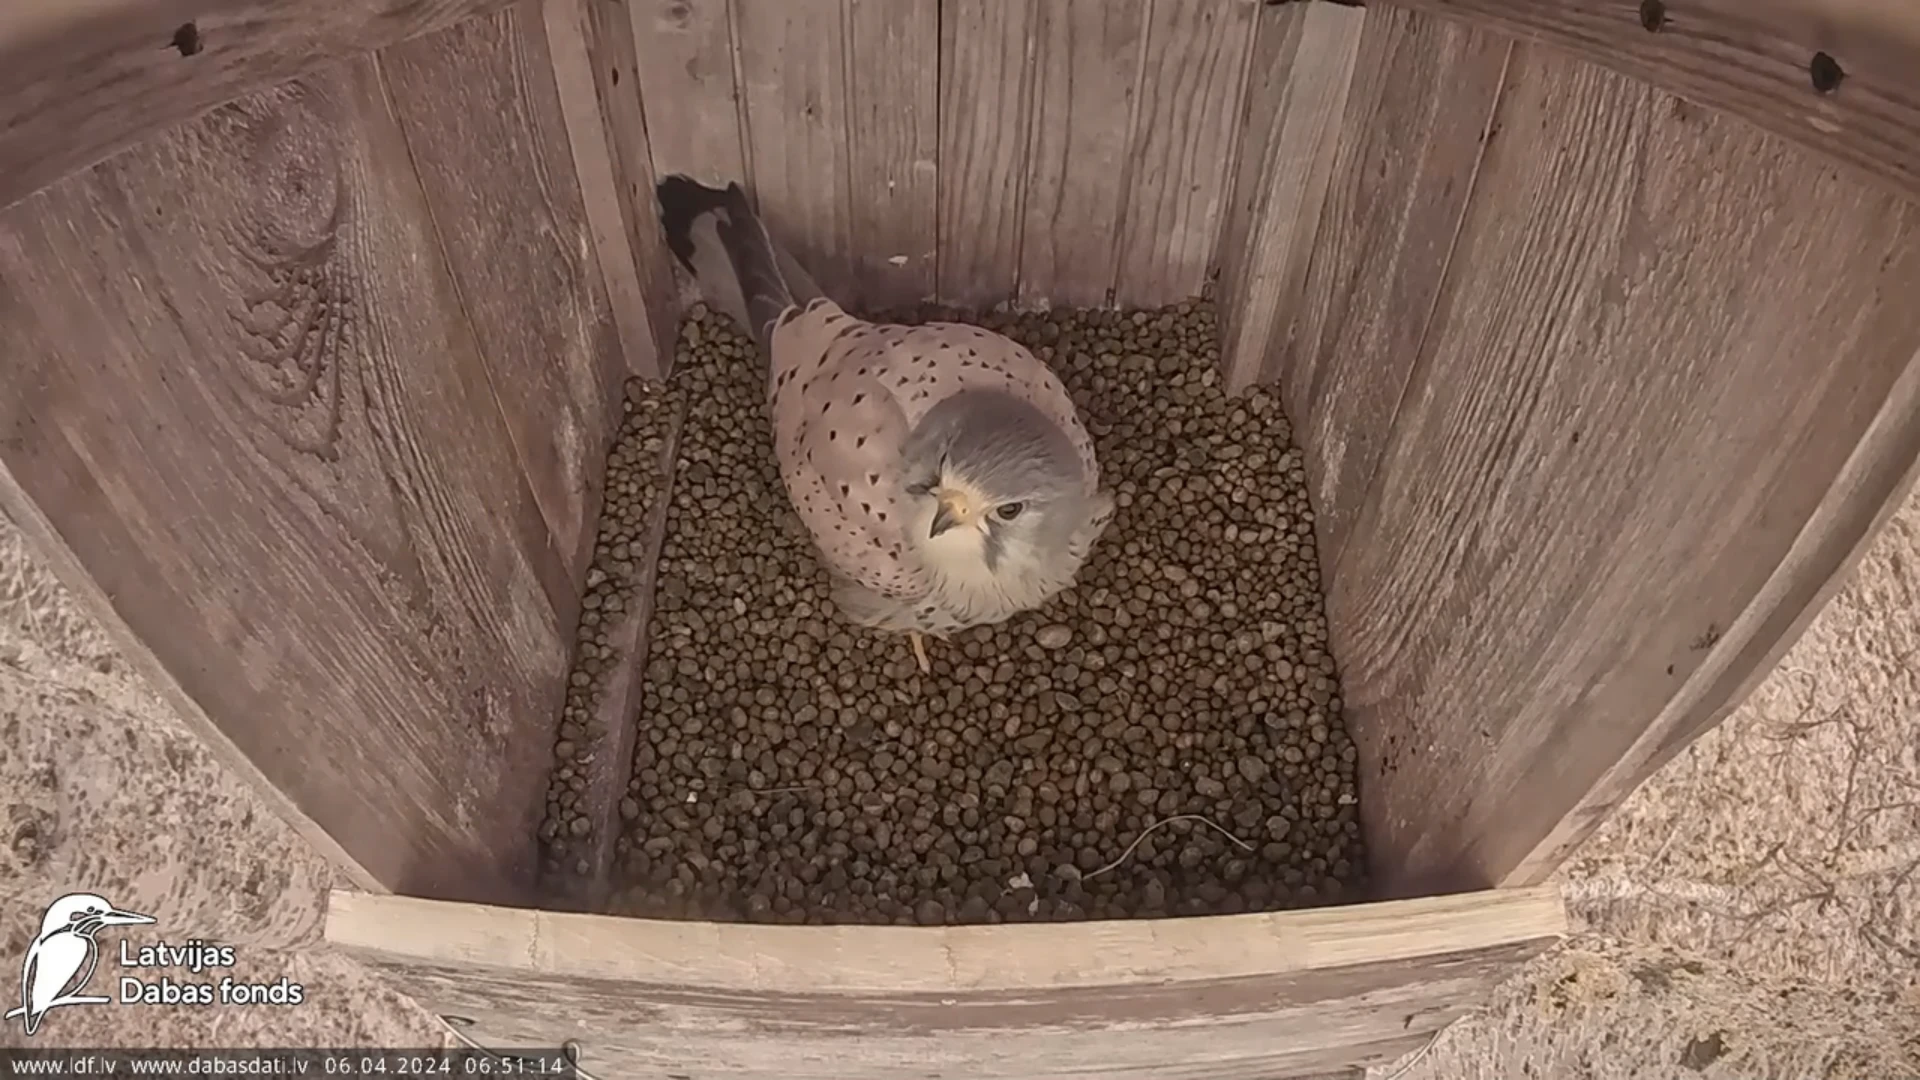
[656, 175, 817, 356]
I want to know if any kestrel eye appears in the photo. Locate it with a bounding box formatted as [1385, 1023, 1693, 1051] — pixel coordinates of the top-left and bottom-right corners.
[996, 502, 1025, 521]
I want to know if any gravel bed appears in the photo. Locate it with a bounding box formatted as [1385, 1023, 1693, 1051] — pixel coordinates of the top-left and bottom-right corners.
[602, 300, 1365, 924]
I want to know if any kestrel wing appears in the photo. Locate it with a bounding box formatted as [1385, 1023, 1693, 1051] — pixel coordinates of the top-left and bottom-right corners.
[768, 300, 925, 599]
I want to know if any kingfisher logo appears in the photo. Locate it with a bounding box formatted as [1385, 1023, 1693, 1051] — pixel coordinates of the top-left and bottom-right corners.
[8, 892, 306, 1036]
[7, 892, 154, 1036]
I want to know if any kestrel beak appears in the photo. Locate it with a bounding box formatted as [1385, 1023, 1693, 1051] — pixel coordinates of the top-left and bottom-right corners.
[930, 490, 972, 538]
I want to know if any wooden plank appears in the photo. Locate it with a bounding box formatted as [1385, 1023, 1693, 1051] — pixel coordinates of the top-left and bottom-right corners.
[627, 0, 748, 187]
[0, 58, 570, 905]
[1542, 342, 1920, 880]
[378, 3, 627, 606]
[1389, 0, 1920, 205]
[0, 469, 383, 898]
[733, 0, 857, 299]
[1015, 0, 1150, 308]
[1645, 348, 1920, 768]
[937, 0, 1039, 309]
[543, 395, 685, 911]
[1327, 45, 1920, 896]
[1113, 0, 1259, 308]
[1216, 0, 1366, 393]
[844, 0, 939, 311]
[543, 0, 682, 375]
[1246, 8, 1511, 573]
[328, 884, 1565, 1078]
[0, 0, 523, 212]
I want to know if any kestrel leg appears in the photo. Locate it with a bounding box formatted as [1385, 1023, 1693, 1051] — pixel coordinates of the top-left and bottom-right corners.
[909, 630, 931, 674]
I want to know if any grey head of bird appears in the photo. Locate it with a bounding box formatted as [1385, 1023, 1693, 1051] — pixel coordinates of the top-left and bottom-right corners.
[36, 894, 154, 940]
[897, 388, 1110, 609]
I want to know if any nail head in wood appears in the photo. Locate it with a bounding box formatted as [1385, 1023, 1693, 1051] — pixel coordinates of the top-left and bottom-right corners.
[1809, 51, 1845, 94]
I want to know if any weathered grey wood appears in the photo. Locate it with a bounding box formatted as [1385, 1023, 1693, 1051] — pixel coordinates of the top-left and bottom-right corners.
[0, 469, 382, 901]
[936, 0, 1039, 308]
[379, 3, 629, 606]
[845, 0, 939, 310]
[1328, 43, 1920, 896]
[328, 884, 1566, 1079]
[543, 0, 681, 374]
[1114, 0, 1259, 307]
[1217, 0, 1366, 394]
[1016, 0, 1150, 308]
[1388, 0, 1920, 204]
[1239, 7, 1511, 574]
[0, 59, 568, 905]
[733, 0, 857, 300]
[0, 0, 524, 212]
[628, 0, 747, 191]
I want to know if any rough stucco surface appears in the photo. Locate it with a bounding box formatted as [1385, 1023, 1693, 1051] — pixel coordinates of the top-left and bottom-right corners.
[2, 488, 1918, 1071]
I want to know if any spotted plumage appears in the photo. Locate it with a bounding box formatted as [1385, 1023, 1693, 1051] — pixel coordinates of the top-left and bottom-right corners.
[656, 175, 1115, 661]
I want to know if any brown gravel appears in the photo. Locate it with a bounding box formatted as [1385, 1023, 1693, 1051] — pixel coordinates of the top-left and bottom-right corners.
[603, 300, 1365, 925]
[538, 381, 682, 882]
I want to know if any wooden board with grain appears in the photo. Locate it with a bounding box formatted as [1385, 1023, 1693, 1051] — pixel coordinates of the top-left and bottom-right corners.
[627, 0, 748, 187]
[1016, 0, 1150, 308]
[1113, 0, 1258, 308]
[378, 2, 628, 606]
[0, 0, 528, 212]
[1240, 6, 1512, 572]
[0, 58, 569, 905]
[1389, 0, 1920, 204]
[936, 0, 1039, 309]
[732, 0, 858, 300]
[1326, 43, 1920, 895]
[1216, 0, 1367, 394]
[542, 0, 682, 373]
[328, 884, 1566, 1079]
[845, 0, 939, 310]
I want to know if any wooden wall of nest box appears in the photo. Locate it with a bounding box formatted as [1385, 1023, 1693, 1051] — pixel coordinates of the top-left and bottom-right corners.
[1, 0, 1916, 1075]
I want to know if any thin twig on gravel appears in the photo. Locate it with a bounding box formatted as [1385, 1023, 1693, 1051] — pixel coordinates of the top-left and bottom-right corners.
[1084, 814, 1254, 881]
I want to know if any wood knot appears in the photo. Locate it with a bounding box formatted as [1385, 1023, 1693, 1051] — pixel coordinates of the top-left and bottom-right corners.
[171, 22, 203, 57]
[235, 86, 346, 257]
[1637, 0, 1666, 32]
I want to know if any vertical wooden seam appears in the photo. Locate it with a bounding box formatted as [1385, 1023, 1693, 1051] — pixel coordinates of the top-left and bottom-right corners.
[1326, 37, 1515, 583]
[369, 47, 568, 588]
[1218, 2, 1366, 395]
[1209, 0, 1268, 294]
[1005, 0, 1043, 306]
[838, 0, 859, 304]
[726, 0, 756, 200]
[1218, 5, 1290, 369]
[542, 0, 670, 379]
[933, 0, 945, 304]
[1105, 0, 1158, 307]
[611, 7, 681, 369]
